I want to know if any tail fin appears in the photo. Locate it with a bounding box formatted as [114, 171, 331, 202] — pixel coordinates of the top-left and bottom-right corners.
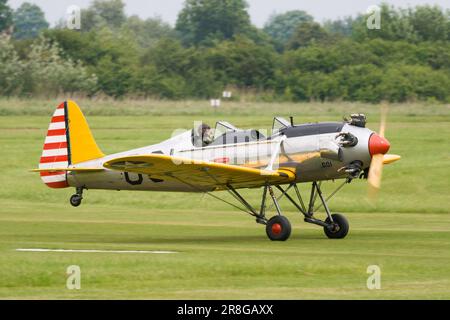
[39, 100, 104, 188]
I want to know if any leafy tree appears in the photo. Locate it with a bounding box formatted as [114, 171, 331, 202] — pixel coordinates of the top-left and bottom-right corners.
[205, 36, 276, 88]
[81, 0, 126, 32]
[12, 2, 49, 40]
[287, 22, 330, 49]
[2, 2, 450, 102]
[0, 0, 13, 33]
[24, 37, 97, 96]
[279, 70, 342, 102]
[43, 29, 98, 64]
[350, 3, 438, 43]
[45, 26, 139, 98]
[242, 24, 273, 47]
[0, 35, 24, 95]
[448, 8, 450, 40]
[379, 64, 449, 102]
[1, 36, 96, 97]
[333, 64, 384, 102]
[124, 16, 175, 48]
[323, 16, 355, 37]
[362, 39, 439, 69]
[94, 54, 133, 97]
[133, 63, 187, 99]
[282, 40, 379, 74]
[141, 38, 191, 75]
[282, 46, 337, 74]
[176, 0, 252, 46]
[88, 27, 140, 97]
[263, 10, 313, 50]
[136, 38, 222, 98]
[415, 41, 450, 70]
[408, 5, 449, 41]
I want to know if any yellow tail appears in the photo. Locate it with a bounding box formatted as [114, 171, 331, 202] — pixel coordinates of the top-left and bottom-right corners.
[37, 101, 103, 188]
[65, 100, 104, 164]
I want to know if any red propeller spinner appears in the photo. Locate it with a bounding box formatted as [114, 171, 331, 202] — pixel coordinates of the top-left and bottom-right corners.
[369, 133, 390, 156]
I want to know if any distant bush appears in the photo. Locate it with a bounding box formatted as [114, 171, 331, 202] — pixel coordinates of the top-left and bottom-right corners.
[1, 36, 97, 97]
[24, 37, 98, 97]
[379, 64, 450, 102]
[2, 1, 450, 103]
[0, 36, 25, 96]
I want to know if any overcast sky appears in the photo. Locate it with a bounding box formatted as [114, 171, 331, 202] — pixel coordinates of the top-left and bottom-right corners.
[7, 0, 450, 27]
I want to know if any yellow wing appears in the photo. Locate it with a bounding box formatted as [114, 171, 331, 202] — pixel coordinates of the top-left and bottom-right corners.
[104, 154, 296, 190]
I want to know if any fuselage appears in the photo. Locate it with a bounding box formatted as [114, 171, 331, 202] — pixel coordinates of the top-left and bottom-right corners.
[67, 122, 376, 192]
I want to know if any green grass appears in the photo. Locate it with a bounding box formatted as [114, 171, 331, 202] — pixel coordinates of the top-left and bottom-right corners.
[0, 99, 449, 299]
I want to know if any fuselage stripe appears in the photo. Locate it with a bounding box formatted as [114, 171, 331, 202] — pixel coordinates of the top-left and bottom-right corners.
[41, 174, 67, 183]
[45, 181, 69, 188]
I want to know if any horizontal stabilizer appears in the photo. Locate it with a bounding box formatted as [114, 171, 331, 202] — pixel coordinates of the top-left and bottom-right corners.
[31, 168, 104, 173]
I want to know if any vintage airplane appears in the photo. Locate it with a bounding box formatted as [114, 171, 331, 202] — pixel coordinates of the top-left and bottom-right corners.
[32, 101, 400, 241]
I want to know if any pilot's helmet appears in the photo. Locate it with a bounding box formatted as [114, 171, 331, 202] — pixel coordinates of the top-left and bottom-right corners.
[198, 123, 211, 137]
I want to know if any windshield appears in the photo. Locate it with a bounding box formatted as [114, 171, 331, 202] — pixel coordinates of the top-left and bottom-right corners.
[272, 117, 292, 135]
[213, 121, 239, 141]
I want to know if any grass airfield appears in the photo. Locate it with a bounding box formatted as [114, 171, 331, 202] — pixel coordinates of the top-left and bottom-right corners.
[0, 99, 449, 299]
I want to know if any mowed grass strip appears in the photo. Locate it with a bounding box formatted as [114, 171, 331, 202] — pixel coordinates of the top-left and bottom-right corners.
[0, 100, 449, 299]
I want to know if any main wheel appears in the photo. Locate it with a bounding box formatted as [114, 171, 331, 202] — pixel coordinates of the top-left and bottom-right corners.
[324, 213, 349, 239]
[70, 194, 82, 207]
[266, 216, 292, 241]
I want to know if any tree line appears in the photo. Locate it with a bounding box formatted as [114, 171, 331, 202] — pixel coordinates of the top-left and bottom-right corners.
[0, 0, 449, 102]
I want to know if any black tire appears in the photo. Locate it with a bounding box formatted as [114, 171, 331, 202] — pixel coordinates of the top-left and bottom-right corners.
[266, 216, 292, 241]
[324, 213, 349, 239]
[70, 195, 82, 207]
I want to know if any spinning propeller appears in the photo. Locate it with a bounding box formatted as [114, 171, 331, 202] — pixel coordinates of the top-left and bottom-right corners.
[367, 104, 391, 200]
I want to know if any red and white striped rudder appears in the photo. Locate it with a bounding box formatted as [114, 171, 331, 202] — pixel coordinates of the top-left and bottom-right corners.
[38, 102, 70, 188]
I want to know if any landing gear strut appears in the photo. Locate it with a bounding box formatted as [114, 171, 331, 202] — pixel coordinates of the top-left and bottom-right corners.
[276, 181, 350, 239]
[222, 180, 350, 241]
[225, 184, 292, 241]
[174, 172, 349, 241]
[70, 187, 84, 207]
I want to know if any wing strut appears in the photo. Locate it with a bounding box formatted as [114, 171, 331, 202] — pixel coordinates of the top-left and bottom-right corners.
[166, 173, 252, 215]
[168, 167, 289, 225]
[199, 167, 266, 220]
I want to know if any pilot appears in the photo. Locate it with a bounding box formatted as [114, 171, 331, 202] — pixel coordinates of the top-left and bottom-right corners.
[195, 123, 214, 147]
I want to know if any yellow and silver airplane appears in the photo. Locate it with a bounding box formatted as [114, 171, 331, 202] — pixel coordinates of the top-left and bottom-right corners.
[32, 101, 400, 241]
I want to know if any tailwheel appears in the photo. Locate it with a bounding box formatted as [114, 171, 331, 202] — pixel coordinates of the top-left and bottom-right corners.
[70, 194, 82, 207]
[324, 213, 349, 239]
[266, 216, 292, 241]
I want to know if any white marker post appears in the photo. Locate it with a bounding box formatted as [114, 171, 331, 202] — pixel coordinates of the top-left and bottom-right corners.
[222, 91, 232, 99]
[210, 99, 221, 110]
